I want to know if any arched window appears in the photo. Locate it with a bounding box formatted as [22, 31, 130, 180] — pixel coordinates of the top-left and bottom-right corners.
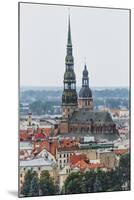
[65, 83, 68, 89]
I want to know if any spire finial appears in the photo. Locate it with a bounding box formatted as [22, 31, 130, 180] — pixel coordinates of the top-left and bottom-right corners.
[68, 7, 70, 16]
[84, 57, 87, 70]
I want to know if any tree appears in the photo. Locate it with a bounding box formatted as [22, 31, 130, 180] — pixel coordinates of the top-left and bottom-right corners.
[93, 176, 102, 192]
[83, 170, 96, 193]
[62, 156, 130, 195]
[119, 153, 130, 190]
[21, 170, 39, 197]
[29, 173, 39, 197]
[63, 172, 84, 194]
[39, 170, 58, 196]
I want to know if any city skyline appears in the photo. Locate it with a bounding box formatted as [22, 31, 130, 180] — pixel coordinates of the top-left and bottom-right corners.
[20, 4, 130, 87]
[19, 3, 130, 197]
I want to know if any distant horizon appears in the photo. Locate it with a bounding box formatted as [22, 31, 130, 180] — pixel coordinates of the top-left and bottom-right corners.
[20, 85, 129, 90]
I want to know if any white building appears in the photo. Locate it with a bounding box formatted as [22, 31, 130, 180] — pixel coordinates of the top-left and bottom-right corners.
[19, 157, 58, 188]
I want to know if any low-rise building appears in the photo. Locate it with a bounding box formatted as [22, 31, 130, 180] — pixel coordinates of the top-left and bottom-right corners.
[97, 150, 118, 169]
[19, 157, 58, 189]
[56, 146, 98, 169]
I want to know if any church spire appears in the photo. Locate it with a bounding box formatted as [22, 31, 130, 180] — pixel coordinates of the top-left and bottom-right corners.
[78, 63, 93, 110]
[67, 13, 72, 46]
[61, 11, 77, 120]
[65, 12, 74, 65]
[82, 63, 89, 87]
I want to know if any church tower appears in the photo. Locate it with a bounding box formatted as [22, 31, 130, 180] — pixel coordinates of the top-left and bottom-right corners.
[62, 15, 77, 119]
[60, 15, 77, 133]
[78, 64, 93, 110]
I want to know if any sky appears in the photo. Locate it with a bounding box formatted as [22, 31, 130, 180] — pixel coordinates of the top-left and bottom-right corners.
[20, 3, 130, 88]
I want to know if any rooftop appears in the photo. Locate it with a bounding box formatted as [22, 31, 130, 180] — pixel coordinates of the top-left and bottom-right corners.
[58, 132, 119, 142]
[72, 159, 104, 170]
[70, 110, 113, 123]
[20, 142, 33, 150]
[20, 157, 54, 167]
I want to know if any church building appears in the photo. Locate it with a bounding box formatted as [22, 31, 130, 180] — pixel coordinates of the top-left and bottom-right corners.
[59, 15, 119, 141]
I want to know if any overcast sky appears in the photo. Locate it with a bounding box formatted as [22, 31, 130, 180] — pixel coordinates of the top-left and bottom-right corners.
[20, 3, 130, 88]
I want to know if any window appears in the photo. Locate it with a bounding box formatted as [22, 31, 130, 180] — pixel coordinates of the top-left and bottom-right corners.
[64, 160, 66, 163]
[65, 84, 68, 89]
[38, 167, 40, 171]
[71, 83, 75, 89]
[20, 174, 23, 178]
[64, 154, 66, 157]
[59, 154, 61, 158]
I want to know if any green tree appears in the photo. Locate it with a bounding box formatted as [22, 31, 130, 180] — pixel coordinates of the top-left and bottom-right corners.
[93, 176, 102, 192]
[63, 172, 84, 194]
[21, 170, 39, 197]
[83, 170, 96, 192]
[39, 170, 58, 196]
[29, 173, 39, 197]
[119, 153, 130, 189]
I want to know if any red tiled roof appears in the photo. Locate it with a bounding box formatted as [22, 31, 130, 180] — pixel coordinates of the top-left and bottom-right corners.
[70, 154, 87, 165]
[36, 128, 51, 137]
[74, 160, 89, 170]
[34, 133, 46, 139]
[88, 163, 104, 169]
[45, 128, 51, 136]
[59, 138, 77, 148]
[20, 130, 27, 134]
[72, 159, 104, 171]
[20, 133, 32, 140]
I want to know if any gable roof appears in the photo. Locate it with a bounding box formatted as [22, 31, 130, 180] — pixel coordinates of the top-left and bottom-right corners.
[70, 111, 113, 123]
[72, 159, 104, 171]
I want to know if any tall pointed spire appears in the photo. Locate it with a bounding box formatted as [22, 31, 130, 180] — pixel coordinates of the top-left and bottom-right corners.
[67, 11, 72, 46]
[65, 9, 74, 65]
[82, 63, 89, 87]
[62, 9, 77, 120]
[84, 64, 87, 71]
